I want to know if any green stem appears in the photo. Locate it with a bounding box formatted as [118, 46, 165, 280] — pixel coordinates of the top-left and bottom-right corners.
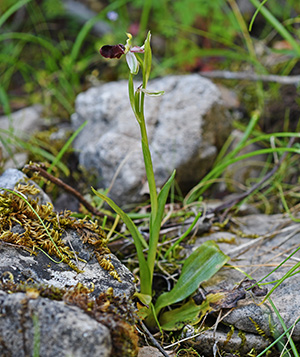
[139, 97, 159, 284]
[139, 109, 158, 217]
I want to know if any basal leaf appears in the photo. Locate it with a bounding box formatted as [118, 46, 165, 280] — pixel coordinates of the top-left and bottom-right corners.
[160, 292, 226, 331]
[155, 240, 229, 314]
[134, 292, 152, 306]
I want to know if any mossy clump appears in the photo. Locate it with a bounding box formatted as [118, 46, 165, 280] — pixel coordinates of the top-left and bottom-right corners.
[64, 286, 139, 357]
[0, 183, 120, 281]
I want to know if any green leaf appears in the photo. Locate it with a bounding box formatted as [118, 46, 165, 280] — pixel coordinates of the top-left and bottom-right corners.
[0, 0, 32, 28]
[160, 299, 200, 331]
[134, 90, 141, 118]
[0, 84, 11, 117]
[91, 187, 152, 295]
[248, 0, 300, 57]
[154, 240, 230, 315]
[147, 170, 176, 273]
[143, 31, 152, 86]
[48, 121, 87, 175]
[160, 292, 226, 331]
[134, 292, 152, 306]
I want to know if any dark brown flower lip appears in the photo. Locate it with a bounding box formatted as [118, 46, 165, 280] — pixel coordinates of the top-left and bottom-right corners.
[99, 44, 125, 59]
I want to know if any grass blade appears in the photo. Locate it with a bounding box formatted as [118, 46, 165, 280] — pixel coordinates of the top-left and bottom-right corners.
[47, 121, 88, 174]
[185, 145, 300, 204]
[0, 0, 32, 28]
[268, 298, 299, 357]
[91, 187, 152, 295]
[248, 0, 300, 57]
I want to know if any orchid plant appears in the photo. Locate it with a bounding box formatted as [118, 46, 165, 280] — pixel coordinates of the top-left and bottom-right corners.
[94, 32, 229, 330]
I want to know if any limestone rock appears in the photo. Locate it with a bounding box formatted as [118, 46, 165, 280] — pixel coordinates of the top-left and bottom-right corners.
[0, 291, 111, 357]
[183, 213, 300, 355]
[138, 346, 168, 357]
[0, 168, 52, 205]
[0, 105, 45, 169]
[0, 169, 135, 298]
[71, 74, 232, 206]
[193, 329, 269, 356]
[0, 234, 135, 298]
[0, 168, 137, 356]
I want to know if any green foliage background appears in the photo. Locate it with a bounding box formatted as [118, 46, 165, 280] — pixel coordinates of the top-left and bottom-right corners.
[1, 0, 300, 117]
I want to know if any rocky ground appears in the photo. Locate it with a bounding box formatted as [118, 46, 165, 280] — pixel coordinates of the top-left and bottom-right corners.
[0, 74, 300, 356]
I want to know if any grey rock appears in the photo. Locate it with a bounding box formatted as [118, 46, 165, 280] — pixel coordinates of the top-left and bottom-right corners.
[0, 105, 44, 134]
[0, 168, 29, 190]
[0, 291, 111, 357]
[0, 170, 136, 356]
[183, 213, 300, 355]
[0, 168, 52, 205]
[0, 169, 135, 298]
[138, 346, 167, 357]
[0, 105, 46, 169]
[72, 74, 231, 206]
[193, 329, 269, 356]
[0, 228, 135, 299]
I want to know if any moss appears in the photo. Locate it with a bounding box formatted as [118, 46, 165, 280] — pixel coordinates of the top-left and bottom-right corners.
[64, 286, 139, 356]
[0, 183, 121, 281]
[238, 329, 246, 349]
[224, 325, 235, 347]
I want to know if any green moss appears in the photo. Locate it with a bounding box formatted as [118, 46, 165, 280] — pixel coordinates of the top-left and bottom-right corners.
[238, 329, 247, 349]
[0, 183, 121, 281]
[224, 325, 235, 347]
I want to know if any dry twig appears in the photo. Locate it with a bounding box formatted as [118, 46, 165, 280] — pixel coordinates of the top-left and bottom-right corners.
[200, 70, 300, 85]
[23, 163, 115, 222]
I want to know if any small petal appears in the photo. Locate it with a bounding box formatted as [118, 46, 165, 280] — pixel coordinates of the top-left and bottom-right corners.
[130, 46, 145, 53]
[100, 44, 125, 59]
[126, 51, 139, 74]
